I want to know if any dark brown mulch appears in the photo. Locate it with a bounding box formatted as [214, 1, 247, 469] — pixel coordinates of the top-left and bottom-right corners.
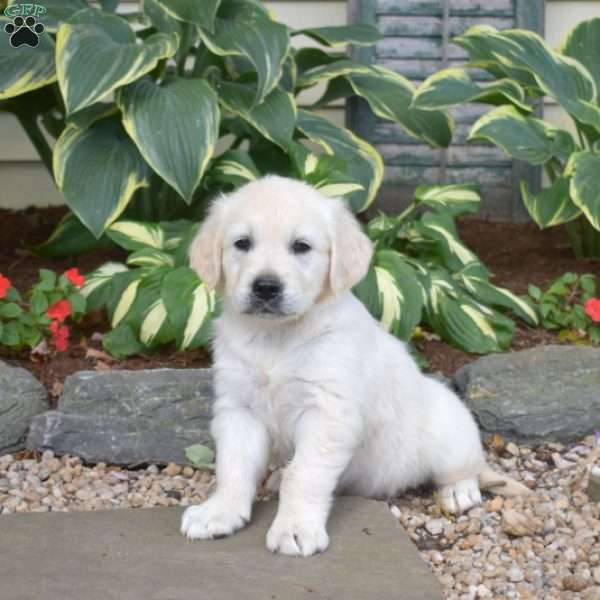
[0, 207, 599, 391]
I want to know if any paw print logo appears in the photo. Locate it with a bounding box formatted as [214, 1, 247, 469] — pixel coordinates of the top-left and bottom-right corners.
[4, 15, 45, 48]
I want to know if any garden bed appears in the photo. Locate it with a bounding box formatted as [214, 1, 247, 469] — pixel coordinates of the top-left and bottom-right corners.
[1, 206, 599, 396]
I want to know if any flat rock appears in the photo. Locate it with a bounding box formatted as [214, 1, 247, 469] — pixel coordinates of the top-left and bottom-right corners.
[455, 346, 600, 443]
[27, 369, 213, 465]
[0, 360, 48, 454]
[0, 497, 442, 600]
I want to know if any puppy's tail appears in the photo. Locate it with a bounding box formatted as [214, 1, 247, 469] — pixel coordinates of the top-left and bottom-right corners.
[478, 464, 532, 497]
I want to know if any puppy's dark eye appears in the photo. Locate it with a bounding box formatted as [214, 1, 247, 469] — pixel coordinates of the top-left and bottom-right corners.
[292, 240, 311, 254]
[234, 237, 252, 252]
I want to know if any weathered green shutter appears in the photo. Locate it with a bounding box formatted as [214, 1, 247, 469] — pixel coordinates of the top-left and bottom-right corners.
[347, 0, 545, 220]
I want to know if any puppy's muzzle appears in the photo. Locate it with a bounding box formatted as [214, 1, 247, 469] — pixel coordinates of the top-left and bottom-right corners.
[248, 275, 284, 314]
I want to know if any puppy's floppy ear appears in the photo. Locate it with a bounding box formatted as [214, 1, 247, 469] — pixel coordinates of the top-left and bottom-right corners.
[188, 199, 225, 290]
[329, 199, 373, 295]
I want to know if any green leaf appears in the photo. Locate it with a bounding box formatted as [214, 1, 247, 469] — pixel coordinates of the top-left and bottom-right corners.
[0, 23, 56, 99]
[468, 106, 572, 165]
[162, 267, 216, 350]
[528, 284, 542, 301]
[293, 25, 381, 47]
[103, 323, 145, 358]
[53, 119, 150, 238]
[0, 320, 20, 347]
[216, 81, 296, 149]
[566, 151, 600, 231]
[127, 248, 175, 268]
[520, 177, 581, 229]
[119, 77, 220, 203]
[37, 269, 57, 291]
[208, 150, 261, 188]
[461, 27, 600, 130]
[80, 262, 129, 312]
[185, 444, 215, 466]
[414, 184, 481, 217]
[56, 8, 178, 114]
[458, 264, 538, 326]
[296, 109, 383, 212]
[347, 66, 453, 148]
[417, 213, 479, 270]
[30, 291, 49, 315]
[412, 68, 532, 112]
[0, 303, 23, 319]
[354, 250, 423, 340]
[33, 212, 114, 258]
[560, 18, 600, 103]
[107, 221, 166, 251]
[68, 293, 86, 315]
[155, 0, 221, 31]
[197, 8, 290, 105]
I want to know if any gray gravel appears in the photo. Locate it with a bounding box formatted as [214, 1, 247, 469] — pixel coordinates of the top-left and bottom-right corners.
[2, 435, 599, 600]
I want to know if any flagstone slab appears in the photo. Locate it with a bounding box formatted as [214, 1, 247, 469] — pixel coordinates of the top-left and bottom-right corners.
[0, 497, 442, 600]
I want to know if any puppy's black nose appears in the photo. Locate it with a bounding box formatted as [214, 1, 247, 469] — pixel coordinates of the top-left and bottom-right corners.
[252, 276, 283, 301]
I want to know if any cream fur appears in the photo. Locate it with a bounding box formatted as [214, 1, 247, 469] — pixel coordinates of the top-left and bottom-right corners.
[181, 176, 530, 556]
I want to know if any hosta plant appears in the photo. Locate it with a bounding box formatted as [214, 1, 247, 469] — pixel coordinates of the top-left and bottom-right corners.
[0, 268, 86, 352]
[411, 18, 600, 258]
[528, 273, 600, 345]
[0, 0, 453, 250]
[83, 182, 538, 358]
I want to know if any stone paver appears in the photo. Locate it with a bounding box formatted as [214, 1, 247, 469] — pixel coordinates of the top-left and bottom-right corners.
[0, 497, 442, 600]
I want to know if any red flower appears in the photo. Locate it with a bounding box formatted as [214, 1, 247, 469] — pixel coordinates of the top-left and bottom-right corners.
[585, 298, 600, 323]
[47, 299, 72, 323]
[64, 268, 85, 288]
[0, 274, 12, 299]
[49, 320, 70, 352]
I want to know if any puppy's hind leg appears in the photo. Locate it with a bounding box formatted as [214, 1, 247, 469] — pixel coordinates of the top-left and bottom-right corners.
[181, 407, 270, 540]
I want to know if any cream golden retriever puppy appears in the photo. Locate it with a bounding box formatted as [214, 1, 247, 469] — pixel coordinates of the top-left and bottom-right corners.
[181, 175, 529, 556]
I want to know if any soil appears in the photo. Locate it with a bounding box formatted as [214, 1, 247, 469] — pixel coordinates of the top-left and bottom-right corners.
[1, 206, 599, 396]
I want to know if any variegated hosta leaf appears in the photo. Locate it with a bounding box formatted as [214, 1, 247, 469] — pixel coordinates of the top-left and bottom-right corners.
[468, 106, 576, 165]
[127, 248, 175, 268]
[162, 267, 216, 350]
[216, 81, 295, 148]
[296, 59, 371, 88]
[457, 263, 538, 326]
[197, 7, 289, 105]
[155, 0, 221, 32]
[53, 119, 150, 238]
[0, 23, 56, 99]
[521, 177, 581, 229]
[113, 269, 174, 347]
[56, 8, 178, 114]
[417, 212, 479, 270]
[107, 220, 166, 251]
[208, 149, 261, 188]
[293, 25, 381, 47]
[412, 68, 531, 113]
[565, 151, 600, 231]
[287, 142, 363, 197]
[460, 27, 600, 130]
[160, 219, 195, 252]
[80, 262, 129, 311]
[414, 184, 481, 217]
[559, 18, 600, 101]
[118, 77, 220, 203]
[424, 276, 514, 353]
[346, 66, 453, 149]
[296, 109, 383, 213]
[354, 250, 423, 340]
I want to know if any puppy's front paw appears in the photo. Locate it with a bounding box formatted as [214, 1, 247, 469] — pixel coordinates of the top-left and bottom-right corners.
[181, 497, 249, 540]
[438, 478, 482, 514]
[266, 515, 329, 556]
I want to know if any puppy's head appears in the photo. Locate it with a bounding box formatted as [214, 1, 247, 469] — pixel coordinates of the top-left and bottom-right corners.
[189, 175, 372, 319]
